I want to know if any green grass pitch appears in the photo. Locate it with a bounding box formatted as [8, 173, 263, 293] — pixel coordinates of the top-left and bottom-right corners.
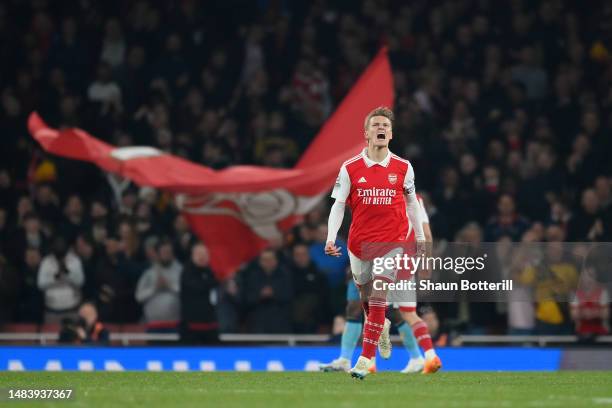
[1, 372, 611, 407]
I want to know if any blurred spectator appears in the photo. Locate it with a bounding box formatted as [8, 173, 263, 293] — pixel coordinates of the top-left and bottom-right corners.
[100, 19, 126, 68]
[253, 111, 299, 166]
[37, 237, 84, 323]
[180, 243, 219, 343]
[133, 201, 157, 240]
[290, 58, 332, 128]
[458, 222, 500, 333]
[571, 267, 609, 340]
[74, 233, 98, 299]
[434, 167, 470, 239]
[94, 236, 141, 323]
[420, 192, 451, 243]
[567, 189, 604, 241]
[17, 247, 44, 323]
[89, 200, 109, 225]
[60, 195, 87, 244]
[520, 146, 564, 221]
[47, 17, 88, 88]
[290, 243, 331, 333]
[216, 277, 241, 333]
[12, 212, 48, 266]
[159, 33, 189, 87]
[15, 197, 34, 227]
[511, 46, 548, 101]
[33, 184, 61, 226]
[484, 194, 530, 241]
[444, 100, 478, 150]
[172, 214, 194, 261]
[506, 234, 536, 335]
[135, 239, 182, 327]
[118, 45, 148, 112]
[87, 62, 123, 116]
[519, 225, 578, 334]
[566, 135, 596, 189]
[548, 200, 571, 231]
[31, 156, 58, 185]
[117, 220, 137, 252]
[243, 249, 292, 333]
[0, 255, 20, 324]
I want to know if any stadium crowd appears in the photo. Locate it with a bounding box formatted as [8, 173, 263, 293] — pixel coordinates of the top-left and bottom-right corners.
[0, 0, 611, 341]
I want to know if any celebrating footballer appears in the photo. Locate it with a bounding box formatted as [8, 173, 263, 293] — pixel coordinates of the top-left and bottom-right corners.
[324, 106, 442, 379]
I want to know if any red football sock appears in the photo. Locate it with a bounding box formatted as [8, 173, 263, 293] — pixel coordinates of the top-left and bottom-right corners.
[361, 296, 386, 359]
[411, 320, 434, 353]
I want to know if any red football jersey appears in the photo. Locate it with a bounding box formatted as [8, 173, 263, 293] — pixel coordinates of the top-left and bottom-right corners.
[571, 287, 609, 335]
[332, 149, 415, 259]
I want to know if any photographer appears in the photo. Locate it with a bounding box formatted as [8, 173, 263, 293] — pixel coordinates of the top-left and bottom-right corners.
[37, 237, 85, 324]
[58, 302, 109, 344]
[79, 302, 110, 344]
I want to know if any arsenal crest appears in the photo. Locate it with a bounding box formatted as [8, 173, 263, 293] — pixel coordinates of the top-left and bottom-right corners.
[388, 173, 398, 184]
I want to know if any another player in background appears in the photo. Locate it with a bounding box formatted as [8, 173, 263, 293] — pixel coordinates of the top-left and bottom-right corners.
[570, 264, 610, 338]
[392, 193, 437, 373]
[319, 193, 435, 374]
[325, 106, 440, 379]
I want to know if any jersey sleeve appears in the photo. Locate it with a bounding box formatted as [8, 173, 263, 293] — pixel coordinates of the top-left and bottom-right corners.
[403, 162, 415, 195]
[600, 289, 609, 306]
[331, 165, 350, 202]
[418, 196, 429, 223]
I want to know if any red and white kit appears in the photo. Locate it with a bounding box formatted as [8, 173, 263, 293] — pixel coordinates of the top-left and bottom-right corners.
[393, 193, 429, 311]
[571, 287, 610, 335]
[330, 148, 421, 284]
[326, 146, 438, 371]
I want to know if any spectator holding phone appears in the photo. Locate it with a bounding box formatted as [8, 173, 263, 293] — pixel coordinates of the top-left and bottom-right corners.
[37, 237, 84, 324]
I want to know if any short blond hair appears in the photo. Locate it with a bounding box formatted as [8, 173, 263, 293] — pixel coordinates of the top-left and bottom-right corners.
[364, 106, 394, 130]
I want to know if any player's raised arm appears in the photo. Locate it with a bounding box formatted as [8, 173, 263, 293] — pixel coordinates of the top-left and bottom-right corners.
[325, 166, 350, 257]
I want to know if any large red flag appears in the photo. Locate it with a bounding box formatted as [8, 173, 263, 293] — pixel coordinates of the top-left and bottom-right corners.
[28, 48, 394, 279]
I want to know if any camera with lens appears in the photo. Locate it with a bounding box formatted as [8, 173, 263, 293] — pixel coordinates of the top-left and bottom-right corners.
[58, 317, 87, 344]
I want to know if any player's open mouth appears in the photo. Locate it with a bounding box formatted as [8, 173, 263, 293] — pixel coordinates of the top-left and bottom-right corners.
[377, 133, 385, 139]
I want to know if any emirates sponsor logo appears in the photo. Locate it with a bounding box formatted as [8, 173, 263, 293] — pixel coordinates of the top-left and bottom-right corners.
[356, 187, 396, 205]
[356, 188, 396, 197]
